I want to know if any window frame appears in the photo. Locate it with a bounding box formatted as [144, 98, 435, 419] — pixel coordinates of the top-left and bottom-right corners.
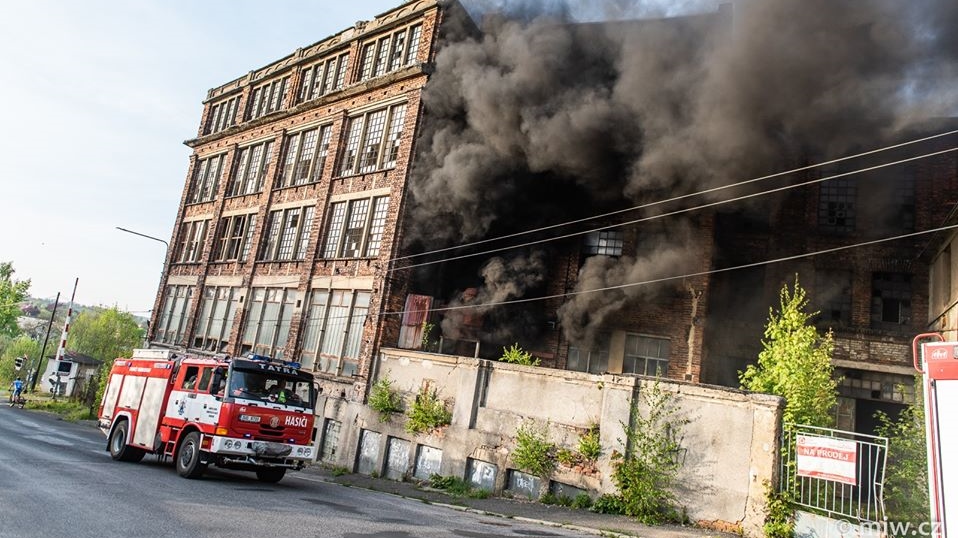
[336, 103, 407, 177]
[623, 334, 670, 377]
[212, 212, 257, 263]
[259, 205, 316, 262]
[322, 195, 390, 259]
[240, 287, 298, 359]
[187, 155, 225, 204]
[173, 219, 210, 263]
[276, 125, 333, 188]
[226, 139, 274, 197]
[247, 76, 289, 120]
[298, 288, 371, 376]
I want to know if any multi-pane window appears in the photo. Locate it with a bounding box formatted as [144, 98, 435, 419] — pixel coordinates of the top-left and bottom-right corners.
[623, 334, 670, 377]
[247, 76, 289, 120]
[323, 196, 389, 258]
[155, 285, 193, 345]
[815, 269, 852, 326]
[174, 219, 210, 263]
[212, 213, 257, 262]
[241, 287, 297, 359]
[895, 174, 915, 232]
[337, 103, 407, 176]
[299, 53, 350, 102]
[358, 24, 422, 81]
[226, 140, 274, 197]
[819, 177, 856, 233]
[299, 289, 371, 375]
[187, 155, 225, 204]
[583, 230, 624, 256]
[567, 337, 609, 374]
[204, 96, 239, 135]
[192, 286, 241, 352]
[260, 205, 315, 261]
[277, 125, 332, 188]
[871, 272, 912, 331]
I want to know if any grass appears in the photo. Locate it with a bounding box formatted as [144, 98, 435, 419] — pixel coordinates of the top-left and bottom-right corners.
[11, 392, 96, 422]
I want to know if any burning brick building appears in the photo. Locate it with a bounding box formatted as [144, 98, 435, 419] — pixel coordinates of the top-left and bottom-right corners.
[150, 0, 958, 433]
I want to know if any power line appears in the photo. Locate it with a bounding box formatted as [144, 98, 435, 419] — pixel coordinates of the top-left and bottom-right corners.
[190, 223, 958, 325]
[388, 145, 958, 272]
[160, 135, 958, 294]
[389, 128, 958, 263]
[380, 223, 958, 317]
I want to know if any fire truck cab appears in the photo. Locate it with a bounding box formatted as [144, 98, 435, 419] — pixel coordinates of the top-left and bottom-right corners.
[98, 349, 317, 483]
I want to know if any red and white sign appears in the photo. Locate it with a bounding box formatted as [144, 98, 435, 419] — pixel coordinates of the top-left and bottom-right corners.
[796, 434, 858, 486]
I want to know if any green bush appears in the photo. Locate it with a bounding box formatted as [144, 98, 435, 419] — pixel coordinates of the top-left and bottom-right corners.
[428, 474, 489, 498]
[500, 344, 540, 366]
[571, 493, 593, 510]
[578, 424, 601, 462]
[405, 386, 452, 434]
[540, 492, 574, 506]
[512, 421, 556, 477]
[763, 484, 795, 538]
[611, 380, 689, 525]
[591, 494, 627, 515]
[368, 376, 403, 422]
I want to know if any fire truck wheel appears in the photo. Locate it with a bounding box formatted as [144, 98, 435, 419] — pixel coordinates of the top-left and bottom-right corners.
[109, 420, 145, 463]
[176, 432, 207, 479]
[255, 467, 286, 483]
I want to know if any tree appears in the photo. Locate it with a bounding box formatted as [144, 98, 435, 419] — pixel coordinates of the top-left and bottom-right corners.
[0, 262, 31, 337]
[739, 276, 838, 427]
[70, 308, 143, 364]
[1, 334, 40, 386]
[69, 308, 143, 404]
[875, 378, 928, 527]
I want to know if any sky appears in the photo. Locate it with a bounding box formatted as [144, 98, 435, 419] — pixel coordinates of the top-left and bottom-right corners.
[0, 0, 402, 314]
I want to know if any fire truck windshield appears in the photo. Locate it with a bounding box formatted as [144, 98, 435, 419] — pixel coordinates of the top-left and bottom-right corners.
[226, 368, 313, 410]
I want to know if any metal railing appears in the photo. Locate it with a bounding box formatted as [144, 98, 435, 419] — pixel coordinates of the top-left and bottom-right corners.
[781, 423, 889, 524]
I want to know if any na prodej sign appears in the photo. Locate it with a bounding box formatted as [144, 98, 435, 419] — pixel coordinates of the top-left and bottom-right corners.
[796, 434, 858, 486]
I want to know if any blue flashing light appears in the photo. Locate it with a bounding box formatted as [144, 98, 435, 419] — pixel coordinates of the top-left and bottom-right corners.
[243, 433, 252, 438]
[249, 354, 270, 362]
[286, 361, 301, 369]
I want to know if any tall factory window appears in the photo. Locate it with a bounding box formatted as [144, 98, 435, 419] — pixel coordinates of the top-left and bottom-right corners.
[582, 230, 623, 257]
[623, 334, 670, 376]
[260, 205, 315, 261]
[226, 140, 274, 197]
[322, 195, 390, 258]
[154, 285, 193, 345]
[277, 125, 332, 187]
[871, 272, 912, 331]
[192, 286, 240, 352]
[299, 289, 371, 376]
[814, 269, 852, 326]
[895, 174, 916, 233]
[298, 52, 350, 102]
[212, 213, 257, 262]
[337, 103, 407, 176]
[818, 177, 856, 233]
[567, 338, 609, 374]
[187, 154, 225, 204]
[204, 96, 239, 135]
[246, 76, 289, 120]
[173, 219, 209, 263]
[358, 24, 422, 82]
[241, 287, 297, 359]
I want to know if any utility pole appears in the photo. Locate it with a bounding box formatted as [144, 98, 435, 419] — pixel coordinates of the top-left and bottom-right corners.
[31, 292, 60, 393]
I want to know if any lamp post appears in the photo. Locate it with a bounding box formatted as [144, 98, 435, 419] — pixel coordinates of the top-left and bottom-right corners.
[116, 226, 170, 343]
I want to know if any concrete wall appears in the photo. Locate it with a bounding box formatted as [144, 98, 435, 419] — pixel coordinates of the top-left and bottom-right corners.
[315, 348, 783, 537]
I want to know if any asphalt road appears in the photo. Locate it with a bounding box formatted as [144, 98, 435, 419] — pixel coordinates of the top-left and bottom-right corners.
[0, 405, 587, 538]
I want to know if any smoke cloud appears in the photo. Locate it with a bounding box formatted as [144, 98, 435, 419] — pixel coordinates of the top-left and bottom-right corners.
[408, 0, 958, 347]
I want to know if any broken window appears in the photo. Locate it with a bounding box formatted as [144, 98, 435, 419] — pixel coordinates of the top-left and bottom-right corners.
[154, 285, 193, 345]
[337, 103, 407, 177]
[278, 125, 333, 187]
[322, 195, 390, 258]
[623, 334, 670, 377]
[188, 154, 225, 204]
[818, 177, 856, 233]
[358, 23, 422, 82]
[241, 287, 297, 359]
[173, 219, 209, 263]
[246, 76, 288, 120]
[212, 212, 257, 262]
[259, 205, 315, 261]
[814, 269, 852, 327]
[567, 337, 609, 374]
[298, 52, 350, 102]
[871, 272, 911, 331]
[227, 139, 274, 197]
[204, 96, 239, 135]
[299, 288, 371, 375]
[582, 230, 623, 257]
[192, 286, 240, 352]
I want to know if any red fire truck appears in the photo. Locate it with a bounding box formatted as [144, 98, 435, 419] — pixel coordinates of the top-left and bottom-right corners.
[98, 349, 317, 483]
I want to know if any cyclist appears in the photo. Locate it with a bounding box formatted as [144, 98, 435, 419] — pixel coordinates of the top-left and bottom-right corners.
[11, 377, 24, 402]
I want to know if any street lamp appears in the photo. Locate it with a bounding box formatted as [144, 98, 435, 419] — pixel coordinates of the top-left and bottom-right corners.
[116, 226, 170, 344]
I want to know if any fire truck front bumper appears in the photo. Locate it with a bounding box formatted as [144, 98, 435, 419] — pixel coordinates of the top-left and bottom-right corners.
[208, 436, 315, 466]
